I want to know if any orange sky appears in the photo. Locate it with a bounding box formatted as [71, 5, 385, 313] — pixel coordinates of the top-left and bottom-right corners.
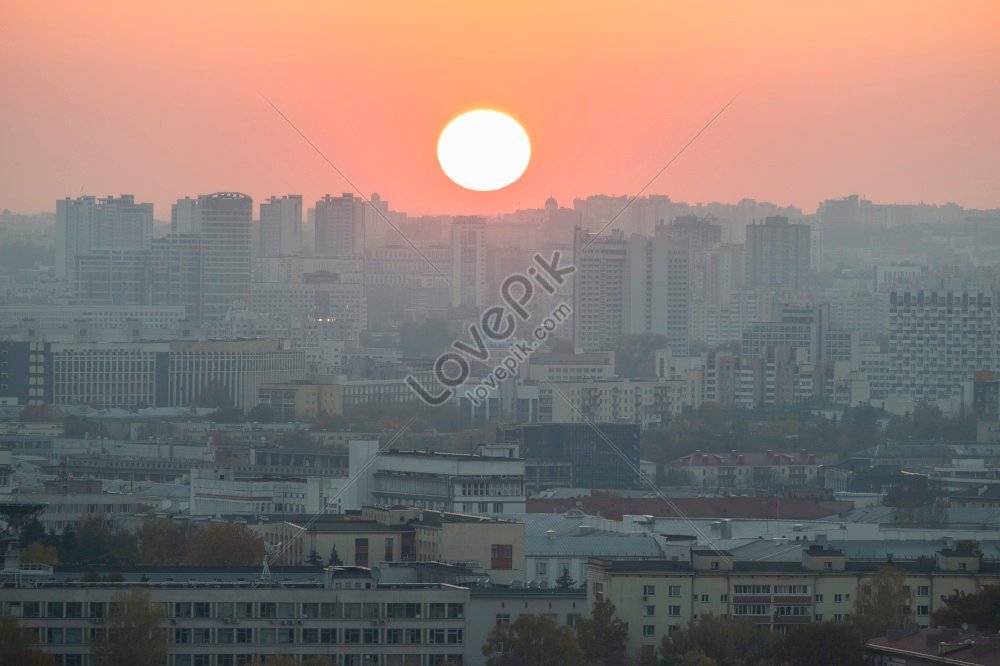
[1, 1, 998, 217]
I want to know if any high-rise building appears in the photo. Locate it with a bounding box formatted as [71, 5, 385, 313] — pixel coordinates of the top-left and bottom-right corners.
[151, 234, 202, 322]
[572, 228, 628, 351]
[745, 216, 811, 293]
[55, 194, 153, 278]
[197, 192, 253, 320]
[573, 225, 695, 354]
[315, 193, 365, 257]
[742, 303, 856, 364]
[889, 288, 995, 403]
[170, 196, 200, 234]
[450, 216, 487, 308]
[259, 194, 302, 257]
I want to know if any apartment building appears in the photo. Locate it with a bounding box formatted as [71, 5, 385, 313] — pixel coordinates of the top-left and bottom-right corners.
[589, 545, 995, 659]
[670, 450, 829, 490]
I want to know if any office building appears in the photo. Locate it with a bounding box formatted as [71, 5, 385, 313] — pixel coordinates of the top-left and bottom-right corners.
[315, 193, 365, 257]
[198, 192, 253, 321]
[450, 217, 487, 308]
[259, 194, 303, 257]
[55, 194, 153, 279]
[745, 216, 811, 293]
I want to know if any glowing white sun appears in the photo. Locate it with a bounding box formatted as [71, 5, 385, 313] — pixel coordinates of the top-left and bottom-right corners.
[437, 109, 531, 191]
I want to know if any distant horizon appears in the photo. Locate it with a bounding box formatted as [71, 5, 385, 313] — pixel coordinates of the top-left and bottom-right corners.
[3, 190, 998, 222]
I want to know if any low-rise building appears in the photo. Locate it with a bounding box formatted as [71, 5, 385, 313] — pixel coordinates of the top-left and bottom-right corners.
[589, 544, 1000, 660]
[670, 449, 830, 490]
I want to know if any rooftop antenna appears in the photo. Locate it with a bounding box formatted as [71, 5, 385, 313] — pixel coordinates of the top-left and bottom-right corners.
[251, 542, 282, 589]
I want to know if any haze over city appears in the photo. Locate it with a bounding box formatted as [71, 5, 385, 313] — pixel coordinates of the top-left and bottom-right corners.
[3, 3, 1000, 666]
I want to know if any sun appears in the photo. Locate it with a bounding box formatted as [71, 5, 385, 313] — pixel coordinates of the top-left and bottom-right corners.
[437, 109, 531, 191]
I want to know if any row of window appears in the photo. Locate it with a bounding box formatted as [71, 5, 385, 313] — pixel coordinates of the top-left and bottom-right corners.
[5, 601, 464, 622]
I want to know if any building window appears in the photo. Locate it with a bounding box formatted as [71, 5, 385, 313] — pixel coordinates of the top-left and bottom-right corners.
[700, 595, 709, 603]
[668, 606, 681, 617]
[644, 605, 655, 617]
[643, 585, 655, 597]
[642, 625, 655, 637]
[496, 614, 510, 625]
[917, 605, 929, 616]
[668, 585, 681, 597]
[834, 594, 843, 603]
[491, 544, 513, 570]
[536, 562, 548, 577]
[917, 586, 929, 597]
[815, 594, 824, 603]
[355, 538, 369, 566]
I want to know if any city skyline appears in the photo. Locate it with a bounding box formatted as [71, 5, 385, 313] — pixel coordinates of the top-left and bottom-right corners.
[2, 2, 999, 216]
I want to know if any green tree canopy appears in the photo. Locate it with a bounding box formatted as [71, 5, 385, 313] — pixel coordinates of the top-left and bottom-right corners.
[483, 614, 584, 666]
[660, 614, 772, 666]
[575, 596, 628, 666]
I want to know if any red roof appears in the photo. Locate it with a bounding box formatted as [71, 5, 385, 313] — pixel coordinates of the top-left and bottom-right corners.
[527, 496, 849, 521]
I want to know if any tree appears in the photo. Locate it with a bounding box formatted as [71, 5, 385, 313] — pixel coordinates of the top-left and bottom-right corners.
[612, 333, 669, 378]
[245, 404, 280, 423]
[483, 614, 584, 666]
[660, 614, 772, 666]
[306, 549, 324, 567]
[328, 545, 343, 567]
[17, 519, 46, 548]
[136, 515, 190, 565]
[0, 615, 56, 666]
[21, 541, 59, 566]
[770, 621, 864, 666]
[58, 515, 136, 568]
[931, 585, 1000, 632]
[575, 597, 629, 666]
[90, 588, 167, 666]
[555, 567, 576, 589]
[853, 566, 914, 639]
[185, 523, 265, 566]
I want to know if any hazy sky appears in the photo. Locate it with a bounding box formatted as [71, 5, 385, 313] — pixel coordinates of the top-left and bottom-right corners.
[1, 1, 998, 216]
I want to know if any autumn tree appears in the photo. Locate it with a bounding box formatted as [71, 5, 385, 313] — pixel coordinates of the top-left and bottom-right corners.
[931, 585, 1000, 632]
[483, 614, 584, 666]
[0, 615, 56, 666]
[90, 588, 167, 666]
[661, 614, 772, 666]
[185, 522, 265, 566]
[21, 541, 59, 566]
[136, 515, 191, 565]
[853, 566, 914, 639]
[575, 597, 628, 666]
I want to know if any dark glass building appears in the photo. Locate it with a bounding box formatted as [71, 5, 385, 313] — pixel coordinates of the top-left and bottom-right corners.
[498, 423, 640, 492]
